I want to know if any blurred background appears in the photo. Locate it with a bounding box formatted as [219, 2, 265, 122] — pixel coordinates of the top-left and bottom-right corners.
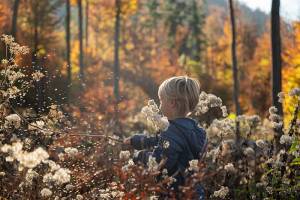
[0, 0, 299, 131]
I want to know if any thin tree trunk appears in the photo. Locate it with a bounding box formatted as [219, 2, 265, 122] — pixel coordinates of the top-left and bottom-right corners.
[271, 0, 283, 115]
[114, 0, 121, 133]
[228, 0, 241, 145]
[85, 0, 89, 50]
[66, 0, 71, 101]
[228, 0, 241, 116]
[78, 0, 84, 83]
[11, 0, 20, 39]
[271, 0, 283, 154]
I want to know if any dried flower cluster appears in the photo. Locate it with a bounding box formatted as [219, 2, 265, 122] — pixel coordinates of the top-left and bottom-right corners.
[141, 99, 169, 131]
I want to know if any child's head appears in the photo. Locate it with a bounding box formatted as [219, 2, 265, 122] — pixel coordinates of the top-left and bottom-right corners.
[158, 76, 200, 119]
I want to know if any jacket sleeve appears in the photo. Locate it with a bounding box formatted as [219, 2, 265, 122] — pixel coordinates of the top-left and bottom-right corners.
[130, 134, 159, 150]
[133, 135, 183, 175]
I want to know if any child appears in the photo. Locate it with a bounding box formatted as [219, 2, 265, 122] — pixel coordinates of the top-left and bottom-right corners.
[124, 76, 207, 199]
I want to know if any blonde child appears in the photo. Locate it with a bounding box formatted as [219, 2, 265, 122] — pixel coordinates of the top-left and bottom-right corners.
[124, 76, 207, 199]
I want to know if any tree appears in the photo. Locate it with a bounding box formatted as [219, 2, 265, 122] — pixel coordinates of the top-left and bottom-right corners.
[228, 0, 242, 146]
[162, 0, 205, 62]
[11, 0, 20, 39]
[271, 0, 283, 154]
[66, 0, 71, 101]
[114, 0, 121, 125]
[85, 0, 89, 50]
[78, 0, 84, 83]
[228, 0, 241, 116]
[271, 0, 283, 115]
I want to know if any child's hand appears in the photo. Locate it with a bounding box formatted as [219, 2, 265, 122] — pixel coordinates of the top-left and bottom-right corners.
[123, 137, 131, 145]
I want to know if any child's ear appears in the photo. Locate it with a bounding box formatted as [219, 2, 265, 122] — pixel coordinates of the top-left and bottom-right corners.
[170, 99, 177, 108]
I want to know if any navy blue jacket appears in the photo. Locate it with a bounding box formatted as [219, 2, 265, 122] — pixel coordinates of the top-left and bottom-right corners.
[130, 117, 207, 197]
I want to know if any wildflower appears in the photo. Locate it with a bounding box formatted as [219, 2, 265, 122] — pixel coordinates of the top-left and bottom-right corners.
[32, 71, 45, 81]
[7, 70, 25, 84]
[269, 114, 281, 122]
[243, 147, 255, 157]
[7, 86, 20, 98]
[161, 169, 168, 178]
[209, 118, 235, 137]
[208, 94, 223, 107]
[162, 140, 170, 149]
[1, 59, 8, 64]
[9, 42, 29, 55]
[221, 106, 228, 117]
[256, 139, 268, 149]
[43, 173, 53, 183]
[1, 141, 22, 153]
[269, 106, 278, 114]
[58, 153, 65, 161]
[247, 115, 261, 126]
[148, 99, 156, 106]
[4, 114, 21, 129]
[18, 147, 49, 168]
[289, 88, 300, 97]
[166, 176, 177, 186]
[157, 116, 169, 131]
[43, 160, 61, 171]
[65, 184, 75, 190]
[25, 169, 39, 184]
[188, 159, 199, 171]
[141, 100, 169, 131]
[40, 188, 52, 197]
[213, 186, 229, 199]
[5, 156, 14, 162]
[207, 147, 220, 163]
[1, 35, 14, 45]
[278, 92, 285, 103]
[119, 150, 130, 160]
[64, 147, 78, 156]
[147, 156, 158, 172]
[128, 159, 134, 166]
[266, 186, 273, 194]
[52, 168, 71, 184]
[195, 92, 209, 115]
[224, 163, 236, 173]
[271, 121, 283, 129]
[279, 135, 293, 145]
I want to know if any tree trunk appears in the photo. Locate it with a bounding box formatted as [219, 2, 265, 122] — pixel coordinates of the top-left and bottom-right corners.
[271, 0, 283, 115]
[228, 0, 241, 145]
[114, 0, 121, 133]
[85, 0, 89, 50]
[78, 0, 84, 83]
[11, 0, 20, 39]
[228, 0, 241, 116]
[271, 0, 283, 154]
[66, 0, 71, 101]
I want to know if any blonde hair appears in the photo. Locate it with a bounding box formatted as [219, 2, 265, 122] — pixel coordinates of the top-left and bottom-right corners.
[158, 76, 200, 116]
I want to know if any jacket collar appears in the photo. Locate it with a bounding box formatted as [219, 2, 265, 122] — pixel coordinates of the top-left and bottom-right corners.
[169, 117, 196, 129]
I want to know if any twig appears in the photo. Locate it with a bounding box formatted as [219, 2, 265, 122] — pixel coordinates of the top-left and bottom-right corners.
[8, 102, 123, 143]
[67, 134, 123, 143]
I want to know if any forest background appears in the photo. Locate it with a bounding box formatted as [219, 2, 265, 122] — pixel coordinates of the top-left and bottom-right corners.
[0, 0, 299, 143]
